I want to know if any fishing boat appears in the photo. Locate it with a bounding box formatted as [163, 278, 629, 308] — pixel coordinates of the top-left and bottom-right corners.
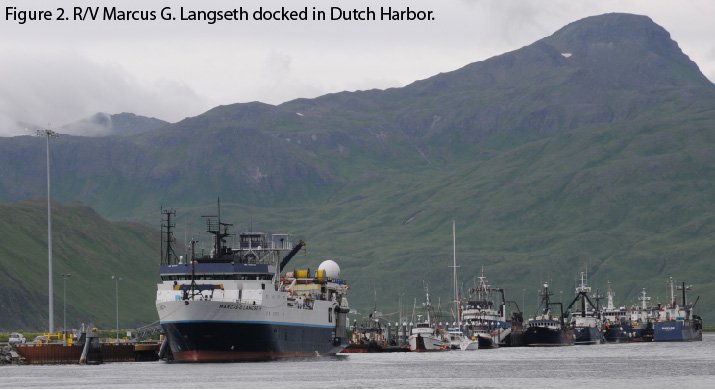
[342, 326, 408, 353]
[565, 272, 604, 345]
[342, 308, 410, 353]
[155, 205, 350, 362]
[461, 269, 511, 349]
[408, 286, 446, 351]
[653, 277, 702, 342]
[523, 282, 574, 347]
[408, 318, 445, 351]
[602, 286, 654, 343]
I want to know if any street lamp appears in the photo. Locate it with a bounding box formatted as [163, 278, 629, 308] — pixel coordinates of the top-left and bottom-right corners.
[37, 128, 58, 333]
[111, 275, 122, 344]
[62, 273, 71, 341]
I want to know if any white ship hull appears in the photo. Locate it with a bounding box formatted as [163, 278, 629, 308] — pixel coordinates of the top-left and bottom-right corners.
[408, 334, 444, 351]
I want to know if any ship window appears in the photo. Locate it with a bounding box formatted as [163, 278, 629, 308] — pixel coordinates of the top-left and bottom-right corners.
[262, 283, 266, 290]
[329, 308, 333, 323]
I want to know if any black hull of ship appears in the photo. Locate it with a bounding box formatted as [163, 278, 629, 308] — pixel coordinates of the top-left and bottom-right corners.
[604, 326, 632, 343]
[477, 335, 495, 349]
[499, 330, 525, 347]
[574, 327, 604, 345]
[341, 342, 410, 353]
[162, 322, 345, 362]
[523, 327, 574, 347]
[604, 325, 654, 343]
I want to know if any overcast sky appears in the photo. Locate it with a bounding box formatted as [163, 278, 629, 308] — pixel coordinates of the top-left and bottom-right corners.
[1, 0, 714, 136]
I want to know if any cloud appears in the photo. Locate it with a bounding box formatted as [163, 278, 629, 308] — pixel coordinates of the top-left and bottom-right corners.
[0, 0, 713, 137]
[0, 50, 211, 136]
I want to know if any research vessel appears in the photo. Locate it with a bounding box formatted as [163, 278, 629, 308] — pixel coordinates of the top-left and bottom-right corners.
[155, 206, 350, 362]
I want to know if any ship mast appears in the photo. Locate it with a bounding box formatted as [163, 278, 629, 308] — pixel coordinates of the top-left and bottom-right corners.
[639, 288, 651, 310]
[161, 208, 178, 265]
[606, 281, 615, 311]
[202, 198, 233, 259]
[424, 283, 433, 325]
[677, 282, 692, 307]
[576, 272, 591, 317]
[667, 276, 675, 307]
[540, 282, 552, 316]
[450, 220, 460, 325]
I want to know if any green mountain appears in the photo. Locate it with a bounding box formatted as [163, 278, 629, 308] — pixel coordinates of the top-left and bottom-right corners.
[0, 13, 714, 328]
[0, 200, 158, 331]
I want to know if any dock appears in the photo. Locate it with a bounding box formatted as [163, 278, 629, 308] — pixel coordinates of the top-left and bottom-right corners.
[5, 342, 161, 365]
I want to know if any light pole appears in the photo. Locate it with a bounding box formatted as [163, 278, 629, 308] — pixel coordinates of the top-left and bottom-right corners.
[111, 275, 122, 344]
[37, 128, 58, 333]
[62, 273, 71, 340]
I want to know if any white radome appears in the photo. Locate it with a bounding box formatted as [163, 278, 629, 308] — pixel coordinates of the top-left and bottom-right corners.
[318, 260, 340, 278]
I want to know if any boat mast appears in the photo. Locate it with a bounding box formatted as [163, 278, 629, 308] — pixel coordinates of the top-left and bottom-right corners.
[540, 282, 552, 316]
[677, 282, 692, 307]
[668, 276, 675, 307]
[639, 288, 651, 310]
[606, 281, 615, 310]
[161, 208, 178, 265]
[576, 271, 591, 317]
[451, 220, 459, 325]
[424, 283, 432, 324]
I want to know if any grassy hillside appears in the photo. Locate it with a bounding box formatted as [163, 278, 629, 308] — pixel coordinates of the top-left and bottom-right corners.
[162, 104, 715, 324]
[0, 200, 158, 331]
[0, 13, 714, 328]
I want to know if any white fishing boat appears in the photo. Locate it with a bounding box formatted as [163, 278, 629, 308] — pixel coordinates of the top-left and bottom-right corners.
[408, 286, 446, 352]
[408, 317, 445, 351]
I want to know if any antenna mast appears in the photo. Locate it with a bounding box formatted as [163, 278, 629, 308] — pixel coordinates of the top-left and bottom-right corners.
[450, 220, 460, 324]
[161, 208, 178, 265]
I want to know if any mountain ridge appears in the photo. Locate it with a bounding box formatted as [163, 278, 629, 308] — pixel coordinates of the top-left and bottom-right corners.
[62, 112, 170, 137]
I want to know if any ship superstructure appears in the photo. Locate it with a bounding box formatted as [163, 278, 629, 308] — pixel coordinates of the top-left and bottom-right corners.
[155, 206, 350, 362]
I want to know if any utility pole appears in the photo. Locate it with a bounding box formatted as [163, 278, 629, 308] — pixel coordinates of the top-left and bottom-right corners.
[38, 128, 58, 333]
[112, 275, 122, 343]
[62, 273, 71, 335]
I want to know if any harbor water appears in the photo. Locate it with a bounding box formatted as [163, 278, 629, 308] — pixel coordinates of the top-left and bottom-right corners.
[2, 334, 714, 388]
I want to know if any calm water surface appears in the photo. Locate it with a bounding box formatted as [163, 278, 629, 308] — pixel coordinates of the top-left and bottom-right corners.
[2, 334, 714, 388]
